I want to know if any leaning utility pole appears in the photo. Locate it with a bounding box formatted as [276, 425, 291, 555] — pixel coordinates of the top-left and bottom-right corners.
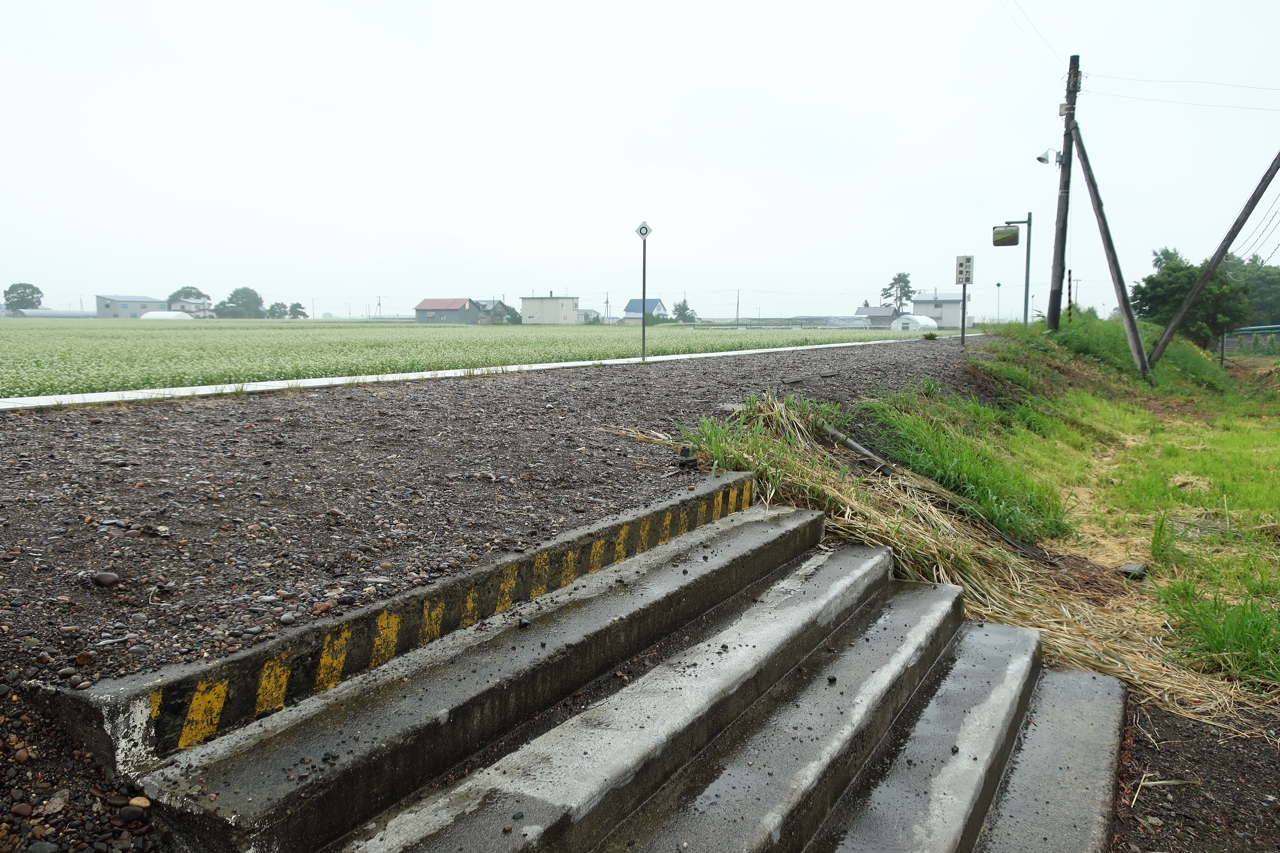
[1071, 123, 1152, 382]
[1146, 147, 1280, 367]
[1047, 55, 1081, 331]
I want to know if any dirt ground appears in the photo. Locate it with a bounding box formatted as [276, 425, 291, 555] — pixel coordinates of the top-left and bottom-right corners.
[1111, 700, 1280, 852]
[0, 337, 1276, 852]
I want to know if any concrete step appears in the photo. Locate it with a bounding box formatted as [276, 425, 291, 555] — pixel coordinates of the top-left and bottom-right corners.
[33, 472, 756, 775]
[595, 581, 966, 853]
[804, 623, 1042, 853]
[354, 546, 894, 853]
[139, 505, 828, 853]
[974, 669, 1126, 853]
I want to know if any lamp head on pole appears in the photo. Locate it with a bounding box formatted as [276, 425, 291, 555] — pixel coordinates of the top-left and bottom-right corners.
[1036, 149, 1063, 166]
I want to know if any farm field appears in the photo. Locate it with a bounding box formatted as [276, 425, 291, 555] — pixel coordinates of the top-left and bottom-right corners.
[0, 319, 925, 398]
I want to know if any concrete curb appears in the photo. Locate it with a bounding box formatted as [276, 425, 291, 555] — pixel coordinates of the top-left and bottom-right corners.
[29, 472, 754, 773]
[0, 336, 962, 412]
[140, 505, 826, 853]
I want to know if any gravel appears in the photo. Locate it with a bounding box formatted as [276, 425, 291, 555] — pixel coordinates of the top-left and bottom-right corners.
[0, 338, 974, 852]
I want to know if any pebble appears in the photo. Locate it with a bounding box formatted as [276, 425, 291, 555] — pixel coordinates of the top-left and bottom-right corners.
[28, 842, 60, 853]
[93, 572, 120, 588]
[279, 613, 296, 625]
[9, 802, 32, 817]
[118, 805, 147, 822]
[57, 666, 77, 678]
[129, 796, 152, 808]
[245, 627, 263, 635]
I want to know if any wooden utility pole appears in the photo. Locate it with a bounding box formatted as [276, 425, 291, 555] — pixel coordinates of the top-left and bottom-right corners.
[1146, 147, 1280, 367]
[1071, 123, 1152, 382]
[1047, 55, 1081, 331]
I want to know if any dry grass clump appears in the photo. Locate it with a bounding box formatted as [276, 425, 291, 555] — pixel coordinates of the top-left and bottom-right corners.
[614, 394, 1272, 727]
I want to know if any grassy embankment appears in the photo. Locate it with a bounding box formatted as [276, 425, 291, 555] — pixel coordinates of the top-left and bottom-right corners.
[664, 315, 1280, 720]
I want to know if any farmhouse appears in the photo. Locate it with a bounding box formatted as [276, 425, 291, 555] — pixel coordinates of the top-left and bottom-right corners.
[169, 296, 214, 318]
[622, 299, 668, 322]
[476, 300, 519, 325]
[911, 292, 974, 329]
[521, 294, 580, 325]
[96, 295, 165, 319]
[414, 299, 482, 324]
[853, 306, 898, 329]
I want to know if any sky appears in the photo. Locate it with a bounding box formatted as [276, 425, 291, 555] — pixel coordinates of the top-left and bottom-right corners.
[3, 1, 1280, 321]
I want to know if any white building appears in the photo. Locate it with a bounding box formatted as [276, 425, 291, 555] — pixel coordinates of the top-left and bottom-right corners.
[96, 295, 165, 319]
[521, 294, 580, 325]
[169, 296, 214, 318]
[911, 292, 973, 329]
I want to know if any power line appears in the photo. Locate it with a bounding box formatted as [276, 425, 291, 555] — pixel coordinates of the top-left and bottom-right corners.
[993, 0, 1061, 77]
[1087, 73, 1280, 93]
[1081, 89, 1280, 113]
[1009, 0, 1065, 67]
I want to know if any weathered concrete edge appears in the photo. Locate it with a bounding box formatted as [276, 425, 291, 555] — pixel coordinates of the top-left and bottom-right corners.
[0, 335, 965, 411]
[141, 509, 829, 853]
[28, 471, 754, 772]
[974, 668, 1127, 853]
[365, 546, 894, 853]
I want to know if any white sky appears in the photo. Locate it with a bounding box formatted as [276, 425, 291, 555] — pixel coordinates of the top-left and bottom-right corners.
[3, 1, 1279, 321]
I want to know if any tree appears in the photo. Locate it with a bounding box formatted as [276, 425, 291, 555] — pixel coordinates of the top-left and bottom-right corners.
[266, 302, 289, 319]
[880, 273, 914, 313]
[214, 287, 265, 319]
[4, 283, 42, 310]
[862, 299, 870, 308]
[288, 302, 308, 319]
[1130, 251, 1252, 348]
[672, 299, 698, 323]
[1150, 247, 1186, 271]
[1226, 252, 1280, 326]
[168, 286, 210, 303]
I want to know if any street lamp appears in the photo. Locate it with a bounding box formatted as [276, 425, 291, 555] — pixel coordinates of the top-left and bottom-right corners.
[1001, 213, 1033, 326]
[1037, 149, 1062, 166]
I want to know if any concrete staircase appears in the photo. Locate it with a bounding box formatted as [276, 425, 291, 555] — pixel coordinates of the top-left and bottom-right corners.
[36, 473, 1125, 853]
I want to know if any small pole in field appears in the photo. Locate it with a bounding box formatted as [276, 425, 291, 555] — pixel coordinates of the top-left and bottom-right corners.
[636, 221, 652, 361]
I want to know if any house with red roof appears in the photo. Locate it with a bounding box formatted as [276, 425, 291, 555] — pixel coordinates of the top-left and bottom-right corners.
[414, 298, 482, 324]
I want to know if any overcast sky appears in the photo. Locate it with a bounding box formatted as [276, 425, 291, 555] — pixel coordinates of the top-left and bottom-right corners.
[4, 1, 1279, 321]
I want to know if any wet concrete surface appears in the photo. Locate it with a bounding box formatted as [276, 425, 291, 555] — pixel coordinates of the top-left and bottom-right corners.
[358, 546, 892, 853]
[808, 623, 1041, 853]
[596, 581, 964, 853]
[142, 507, 823, 853]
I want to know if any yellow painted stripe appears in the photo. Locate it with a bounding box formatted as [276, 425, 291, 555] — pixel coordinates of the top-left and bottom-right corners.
[613, 523, 630, 564]
[149, 691, 162, 720]
[636, 516, 652, 554]
[460, 589, 480, 627]
[315, 626, 352, 690]
[677, 506, 689, 537]
[658, 511, 672, 546]
[696, 501, 706, 528]
[742, 480, 752, 508]
[178, 680, 228, 749]
[369, 611, 402, 668]
[530, 553, 551, 598]
[588, 539, 606, 573]
[712, 491, 724, 521]
[560, 548, 578, 588]
[255, 656, 290, 715]
[494, 564, 519, 613]
[420, 600, 445, 644]
[728, 487, 739, 514]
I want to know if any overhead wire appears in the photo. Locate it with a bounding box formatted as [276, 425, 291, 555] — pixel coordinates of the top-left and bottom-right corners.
[992, 0, 1062, 78]
[1080, 89, 1280, 113]
[1009, 0, 1065, 68]
[1088, 73, 1280, 93]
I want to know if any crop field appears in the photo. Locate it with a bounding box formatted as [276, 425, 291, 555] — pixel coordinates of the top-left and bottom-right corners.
[0, 319, 926, 398]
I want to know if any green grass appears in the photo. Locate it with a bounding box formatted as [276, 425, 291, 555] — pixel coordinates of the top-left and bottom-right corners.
[0, 320, 924, 398]
[968, 317, 1280, 691]
[846, 382, 1071, 544]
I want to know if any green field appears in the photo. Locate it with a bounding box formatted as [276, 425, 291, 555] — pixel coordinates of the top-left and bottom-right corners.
[0, 320, 924, 398]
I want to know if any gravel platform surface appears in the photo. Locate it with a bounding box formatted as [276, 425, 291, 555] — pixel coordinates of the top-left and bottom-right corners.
[0, 339, 970, 853]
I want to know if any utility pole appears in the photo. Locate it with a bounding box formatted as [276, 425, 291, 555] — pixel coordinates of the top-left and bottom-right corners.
[736, 290, 740, 325]
[1048, 54, 1081, 331]
[1070, 123, 1151, 382]
[1147, 146, 1280, 367]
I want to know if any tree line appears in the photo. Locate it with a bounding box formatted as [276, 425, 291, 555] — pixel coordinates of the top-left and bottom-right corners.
[1130, 248, 1280, 347]
[3, 283, 308, 319]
